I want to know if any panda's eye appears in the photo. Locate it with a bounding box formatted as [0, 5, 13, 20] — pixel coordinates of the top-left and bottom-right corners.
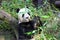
[28, 12, 30, 15]
[22, 14, 24, 17]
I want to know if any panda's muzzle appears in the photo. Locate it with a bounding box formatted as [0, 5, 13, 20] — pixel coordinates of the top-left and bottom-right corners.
[28, 18, 31, 21]
[26, 17, 29, 19]
[26, 17, 31, 21]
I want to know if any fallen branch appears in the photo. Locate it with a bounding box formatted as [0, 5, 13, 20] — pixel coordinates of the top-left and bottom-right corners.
[0, 10, 18, 40]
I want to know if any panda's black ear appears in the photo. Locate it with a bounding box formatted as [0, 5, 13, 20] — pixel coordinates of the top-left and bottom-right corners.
[26, 6, 29, 8]
[22, 14, 24, 17]
[26, 5, 29, 8]
[16, 8, 20, 13]
[28, 12, 30, 15]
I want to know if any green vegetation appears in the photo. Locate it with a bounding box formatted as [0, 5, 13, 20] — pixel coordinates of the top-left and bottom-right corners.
[0, 0, 60, 40]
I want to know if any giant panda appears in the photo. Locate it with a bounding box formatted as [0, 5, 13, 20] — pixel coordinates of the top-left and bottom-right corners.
[16, 7, 34, 39]
[16, 7, 42, 39]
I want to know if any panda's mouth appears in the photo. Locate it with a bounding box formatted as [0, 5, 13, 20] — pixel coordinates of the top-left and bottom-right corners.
[25, 17, 32, 22]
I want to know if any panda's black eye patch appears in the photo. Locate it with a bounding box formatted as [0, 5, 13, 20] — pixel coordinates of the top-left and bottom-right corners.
[22, 14, 24, 17]
[28, 12, 30, 15]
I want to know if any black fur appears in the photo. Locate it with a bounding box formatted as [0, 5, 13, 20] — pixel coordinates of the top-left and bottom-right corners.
[32, 16, 43, 26]
[22, 14, 24, 17]
[18, 16, 42, 39]
[16, 8, 20, 13]
[18, 21, 35, 39]
[28, 12, 30, 15]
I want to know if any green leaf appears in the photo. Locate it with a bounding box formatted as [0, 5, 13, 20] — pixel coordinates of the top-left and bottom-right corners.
[41, 15, 50, 18]
[32, 30, 37, 33]
[25, 32, 32, 35]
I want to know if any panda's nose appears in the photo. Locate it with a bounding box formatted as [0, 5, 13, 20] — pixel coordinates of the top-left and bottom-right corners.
[26, 17, 28, 19]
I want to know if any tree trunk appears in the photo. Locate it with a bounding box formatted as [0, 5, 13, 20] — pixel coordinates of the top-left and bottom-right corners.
[0, 10, 18, 40]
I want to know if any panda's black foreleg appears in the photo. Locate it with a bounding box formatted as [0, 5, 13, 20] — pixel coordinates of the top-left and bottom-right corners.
[18, 23, 26, 39]
[30, 19, 42, 34]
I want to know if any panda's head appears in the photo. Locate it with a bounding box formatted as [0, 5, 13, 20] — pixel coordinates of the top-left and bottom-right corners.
[16, 8, 31, 23]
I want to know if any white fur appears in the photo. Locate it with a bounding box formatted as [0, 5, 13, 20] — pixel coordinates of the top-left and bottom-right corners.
[18, 8, 31, 23]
